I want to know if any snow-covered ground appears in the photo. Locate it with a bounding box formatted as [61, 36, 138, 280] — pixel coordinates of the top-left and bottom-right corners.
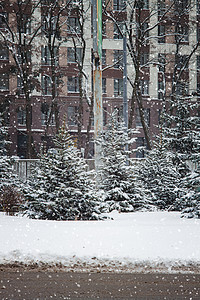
[0, 211, 200, 273]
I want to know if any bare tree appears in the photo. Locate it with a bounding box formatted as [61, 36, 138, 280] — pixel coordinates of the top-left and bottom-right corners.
[103, 0, 199, 151]
[66, 0, 92, 152]
[0, 0, 41, 158]
[40, 0, 71, 138]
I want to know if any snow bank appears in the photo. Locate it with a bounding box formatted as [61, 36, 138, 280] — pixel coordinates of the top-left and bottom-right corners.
[0, 211, 200, 273]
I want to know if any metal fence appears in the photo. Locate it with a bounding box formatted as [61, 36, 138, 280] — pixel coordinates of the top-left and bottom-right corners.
[13, 158, 145, 180]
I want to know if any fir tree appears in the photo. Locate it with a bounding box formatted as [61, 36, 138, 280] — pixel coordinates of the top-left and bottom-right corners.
[22, 124, 103, 220]
[0, 115, 21, 214]
[162, 98, 200, 214]
[0, 115, 16, 189]
[134, 134, 186, 210]
[97, 112, 147, 212]
[162, 99, 200, 175]
[180, 167, 200, 218]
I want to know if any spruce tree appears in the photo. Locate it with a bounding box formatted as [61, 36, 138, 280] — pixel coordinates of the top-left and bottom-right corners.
[97, 112, 147, 212]
[0, 115, 21, 214]
[0, 115, 17, 189]
[162, 98, 200, 213]
[22, 124, 103, 220]
[134, 135, 185, 210]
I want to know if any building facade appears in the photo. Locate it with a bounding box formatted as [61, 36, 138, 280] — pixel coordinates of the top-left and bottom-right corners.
[0, 0, 199, 158]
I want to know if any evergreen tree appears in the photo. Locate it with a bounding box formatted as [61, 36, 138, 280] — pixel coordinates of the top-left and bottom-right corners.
[162, 98, 200, 214]
[0, 115, 21, 214]
[22, 124, 103, 220]
[0, 115, 16, 189]
[134, 135, 185, 210]
[180, 167, 200, 218]
[162, 99, 200, 174]
[97, 112, 147, 212]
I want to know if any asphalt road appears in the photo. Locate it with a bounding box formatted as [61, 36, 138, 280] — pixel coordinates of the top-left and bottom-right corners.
[0, 271, 200, 299]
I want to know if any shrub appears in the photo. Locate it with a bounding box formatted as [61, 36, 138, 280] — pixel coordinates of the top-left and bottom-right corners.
[0, 185, 23, 215]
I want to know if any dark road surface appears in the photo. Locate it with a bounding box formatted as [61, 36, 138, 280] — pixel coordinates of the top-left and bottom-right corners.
[0, 271, 200, 299]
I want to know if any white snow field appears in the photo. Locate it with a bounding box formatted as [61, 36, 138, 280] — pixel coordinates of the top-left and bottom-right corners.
[0, 211, 200, 273]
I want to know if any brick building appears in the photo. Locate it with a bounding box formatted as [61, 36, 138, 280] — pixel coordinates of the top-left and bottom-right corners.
[0, 0, 199, 158]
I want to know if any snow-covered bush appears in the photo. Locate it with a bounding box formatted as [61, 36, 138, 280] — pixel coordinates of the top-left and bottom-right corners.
[22, 124, 104, 220]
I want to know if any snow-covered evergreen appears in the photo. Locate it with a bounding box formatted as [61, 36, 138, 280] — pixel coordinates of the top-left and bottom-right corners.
[134, 135, 185, 210]
[97, 112, 147, 212]
[162, 98, 200, 215]
[180, 168, 200, 218]
[0, 116, 17, 189]
[162, 99, 200, 174]
[22, 123, 103, 220]
[0, 115, 21, 214]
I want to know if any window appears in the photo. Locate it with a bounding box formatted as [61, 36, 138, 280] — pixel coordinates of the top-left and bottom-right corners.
[17, 107, 26, 125]
[0, 73, 9, 90]
[67, 47, 82, 63]
[136, 108, 150, 127]
[103, 107, 107, 126]
[102, 78, 106, 94]
[197, 56, 200, 72]
[114, 23, 123, 39]
[67, 17, 81, 34]
[41, 75, 52, 95]
[0, 12, 8, 28]
[41, 46, 51, 65]
[197, 82, 200, 95]
[114, 106, 123, 121]
[136, 0, 149, 9]
[0, 44, 8, 60]
[176, 24, 189, 42]
[175, 55, 189, 71]
[158, 80, 165, 100]
[140, 80, 149, 95]
[17, 48, 31, 64]
[114, 50, 123, 69]
[197, 0, 200, 15]
[41, 46, 58, 65]
[140, 22, 149, 39]
[41, 0, 57, 5]
[143, 0, 149, 9]
[136, 137, 145, 158]
[158, 0, 165, 16]
[17, 76, 24, 95]
[42, 15, 59, 36]
[17, 134, 27, 158]
[158, 53, 166, 73]
[136, 108, 142, 127]
[176, 81, 189, 96]
[175, 0, 188, 12]
[67, 76, 79, 92]
[197, 26, 200, 42]
[41, 103, 55, 125]
[113, 0, 126, 11]
[114, 78, 123, 96]
[68, 106, 77, 126]
[140, 53, 149, 66]
[102, 49, 106, 65]
[158, 25, 165, 43]
[18, 15, 31, 34]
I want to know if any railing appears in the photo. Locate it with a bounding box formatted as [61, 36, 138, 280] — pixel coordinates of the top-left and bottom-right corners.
[14, 158, 145, 180]
[14, 159, 39, 181]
